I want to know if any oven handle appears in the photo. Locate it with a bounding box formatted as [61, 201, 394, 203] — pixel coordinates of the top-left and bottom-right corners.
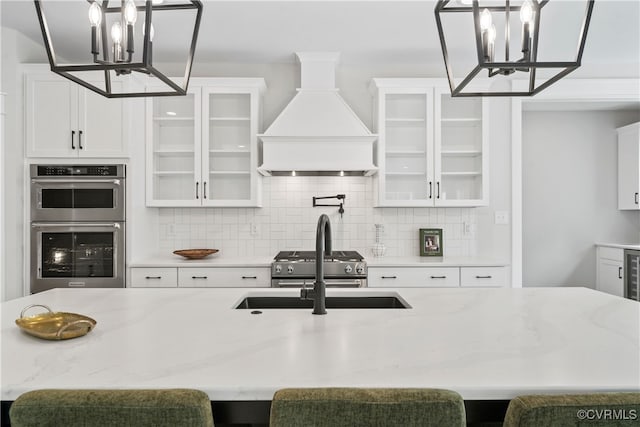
[32, 179, 121, 185]
[32, 222, 121, 229]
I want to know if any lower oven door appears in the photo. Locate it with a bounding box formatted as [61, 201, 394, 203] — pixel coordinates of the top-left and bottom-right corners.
[30, 222, 125, 293]
[271, 278, 366, 288]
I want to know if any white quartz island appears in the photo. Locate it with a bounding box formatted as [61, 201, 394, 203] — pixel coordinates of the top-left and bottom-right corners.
[2, 287, 639, 417]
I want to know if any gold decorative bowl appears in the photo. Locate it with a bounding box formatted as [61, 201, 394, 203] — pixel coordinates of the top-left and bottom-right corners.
[16, 304, 96, 340]
[173, 249, 219, 259]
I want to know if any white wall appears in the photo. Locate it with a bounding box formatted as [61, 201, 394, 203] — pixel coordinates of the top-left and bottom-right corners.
[522, 109, 640, 287]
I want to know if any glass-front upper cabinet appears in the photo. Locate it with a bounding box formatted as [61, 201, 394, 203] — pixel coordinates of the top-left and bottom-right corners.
[370, 78, 489, 207]
[435, 87, 488, 205]
[146, 79, 265, 207]
[146, 87, 201, 206]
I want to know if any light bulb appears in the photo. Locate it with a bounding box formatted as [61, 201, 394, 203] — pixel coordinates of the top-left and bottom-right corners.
[520, 0, 534, 24]
[111, 21, 122, 44]
[88, 2, 102, 27]
[124, 0, 137, 25]
[480, 8, 492, 31]
[487, 24, 497, 44]
[143, 22, 155, 41]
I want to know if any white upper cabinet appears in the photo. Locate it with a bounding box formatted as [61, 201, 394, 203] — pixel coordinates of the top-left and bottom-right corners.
[370, 78, 489, 207]
[617, 122, 640, 210]
[25, 72, 128, 158]
[146, 78, 265, 207]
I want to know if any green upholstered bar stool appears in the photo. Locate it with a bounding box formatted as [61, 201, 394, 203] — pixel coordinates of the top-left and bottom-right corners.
[503, 393, 640, 427]
[270, 388, 466, 427]
[9, 388, 214, 427]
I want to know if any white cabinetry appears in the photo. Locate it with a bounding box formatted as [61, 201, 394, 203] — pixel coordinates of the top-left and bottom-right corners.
[25, 72, 128, 158]
[617, 122, 639, 210]
[368, 265, 506, 288]
[370, 79, 488, 207]
[177, 267, 270, 288]
[596, 246, 624, 297]
[146, 78, 265, 207]
[368, 266, 460, 287]
[129, 266, 270, 288]
[130, 268, 178, 288]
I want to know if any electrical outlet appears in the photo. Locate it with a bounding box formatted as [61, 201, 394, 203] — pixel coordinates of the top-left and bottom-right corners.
[494, 211, 510, 225]
[463, 222, 476, 236]
[250, 223, 258, 236]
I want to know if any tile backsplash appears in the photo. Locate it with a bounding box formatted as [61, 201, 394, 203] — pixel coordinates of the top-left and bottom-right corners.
[157, 177, 477, 258]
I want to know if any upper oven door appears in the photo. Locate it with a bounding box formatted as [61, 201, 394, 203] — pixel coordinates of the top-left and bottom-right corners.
[31, 178, 125, 222]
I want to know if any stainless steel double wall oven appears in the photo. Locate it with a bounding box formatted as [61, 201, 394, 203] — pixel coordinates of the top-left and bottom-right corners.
[30, 165, 126, 293]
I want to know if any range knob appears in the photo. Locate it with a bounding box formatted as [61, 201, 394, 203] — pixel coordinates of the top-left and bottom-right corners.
[355, 263, 365, 274]
[287, 265, 294, 274]
[345, 265, 353, 274]
[275, 265, 282, 273]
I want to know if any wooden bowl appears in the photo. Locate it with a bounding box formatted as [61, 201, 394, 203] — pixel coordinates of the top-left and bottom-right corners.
[173, 249, 219, 260]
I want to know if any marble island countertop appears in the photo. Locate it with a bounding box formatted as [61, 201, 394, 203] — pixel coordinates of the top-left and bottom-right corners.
[2, 287, 638, 402]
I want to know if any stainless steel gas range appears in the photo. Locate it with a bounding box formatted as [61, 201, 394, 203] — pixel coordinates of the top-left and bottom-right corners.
[271, 250, 367, 288]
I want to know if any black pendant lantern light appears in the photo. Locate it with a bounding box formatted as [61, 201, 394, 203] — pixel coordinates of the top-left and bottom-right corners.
[434, 0, 595, 97]
[34, 0, 203, 98]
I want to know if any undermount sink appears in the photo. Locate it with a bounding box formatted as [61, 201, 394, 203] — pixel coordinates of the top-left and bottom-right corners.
[235, 294, 411, 310]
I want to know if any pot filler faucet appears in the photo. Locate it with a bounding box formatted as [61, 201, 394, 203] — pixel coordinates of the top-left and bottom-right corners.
[300, 214, 332, 315]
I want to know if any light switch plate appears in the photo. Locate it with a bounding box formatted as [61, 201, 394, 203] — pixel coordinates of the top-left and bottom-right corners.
[494, 211, 509, 225]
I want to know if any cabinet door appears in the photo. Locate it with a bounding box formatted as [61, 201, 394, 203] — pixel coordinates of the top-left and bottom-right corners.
[597, 258, 624, 297]
[368, 267, 459, 287]
[177, 267, 270, 287]
[378, 88, 435, 206]
[79, 81, 128, 157]
[26, 74, 77, 157]
[202, 88, 258, 206]
[130, 268, 178, 288]
[460, 267, 506, 287]
[618, 124, 639, 210]
[146, 87, 202, 206]
[434, 87, 489, 206]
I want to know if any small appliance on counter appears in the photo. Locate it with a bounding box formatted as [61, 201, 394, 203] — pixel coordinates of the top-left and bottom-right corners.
[271, 250, 367, 288]
[624, 249, 639, 301]
[30, 164, 126, 293]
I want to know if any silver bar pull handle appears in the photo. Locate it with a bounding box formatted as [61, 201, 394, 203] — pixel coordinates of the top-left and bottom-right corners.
[32, 222, 120, 228]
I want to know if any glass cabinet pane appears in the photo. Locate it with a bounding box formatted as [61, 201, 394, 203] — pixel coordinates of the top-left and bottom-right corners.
[206, 93, 251, 201]
[438, 93, 484, 202]
[384, 93, 430, 202]
[150, 93, 198, 202]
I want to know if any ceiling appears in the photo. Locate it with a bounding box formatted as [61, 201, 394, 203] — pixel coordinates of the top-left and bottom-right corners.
[2, 0, 639, 78]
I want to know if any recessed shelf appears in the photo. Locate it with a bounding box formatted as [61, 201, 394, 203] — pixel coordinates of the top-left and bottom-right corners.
[153, 117, 195, 121]
[209, 149, 250, 154]
[386, 150, 427, 156]
[209, 171, 251, 175]
[386, 172, 426, 176]
[210, 117, 250, 121]
[153, 171, 195, 176]
[440, 171, 482, 176]
[441, 150, 482, 157]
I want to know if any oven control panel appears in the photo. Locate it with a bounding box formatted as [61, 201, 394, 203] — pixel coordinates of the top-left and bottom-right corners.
[34, 165, 125, 177]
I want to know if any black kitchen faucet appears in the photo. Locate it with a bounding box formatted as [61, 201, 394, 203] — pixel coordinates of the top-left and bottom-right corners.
[300, 214, 332, 315]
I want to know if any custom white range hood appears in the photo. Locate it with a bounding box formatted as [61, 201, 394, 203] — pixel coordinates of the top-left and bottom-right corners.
[258, 52, 378, 176]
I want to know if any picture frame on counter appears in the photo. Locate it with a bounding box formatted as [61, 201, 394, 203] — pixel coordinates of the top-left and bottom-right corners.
[420, 228, 443, 257]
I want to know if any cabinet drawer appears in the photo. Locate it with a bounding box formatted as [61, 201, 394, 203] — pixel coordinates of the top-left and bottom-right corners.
[130, 268, 177, 288]
[460, 267, 506, 287]
[368, 267, 459, 287]
[178, 267, 270, 288]
[598, 246, 624, 262]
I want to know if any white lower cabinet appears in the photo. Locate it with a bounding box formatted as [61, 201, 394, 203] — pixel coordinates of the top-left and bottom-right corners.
[177, 267, 270, 288]
[368, 267, 459, 288]
[368, 265, 507, 288]
[460, 267, 507, 287]
[596, 247, 624, 297]
[130, 268, 178, 288]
